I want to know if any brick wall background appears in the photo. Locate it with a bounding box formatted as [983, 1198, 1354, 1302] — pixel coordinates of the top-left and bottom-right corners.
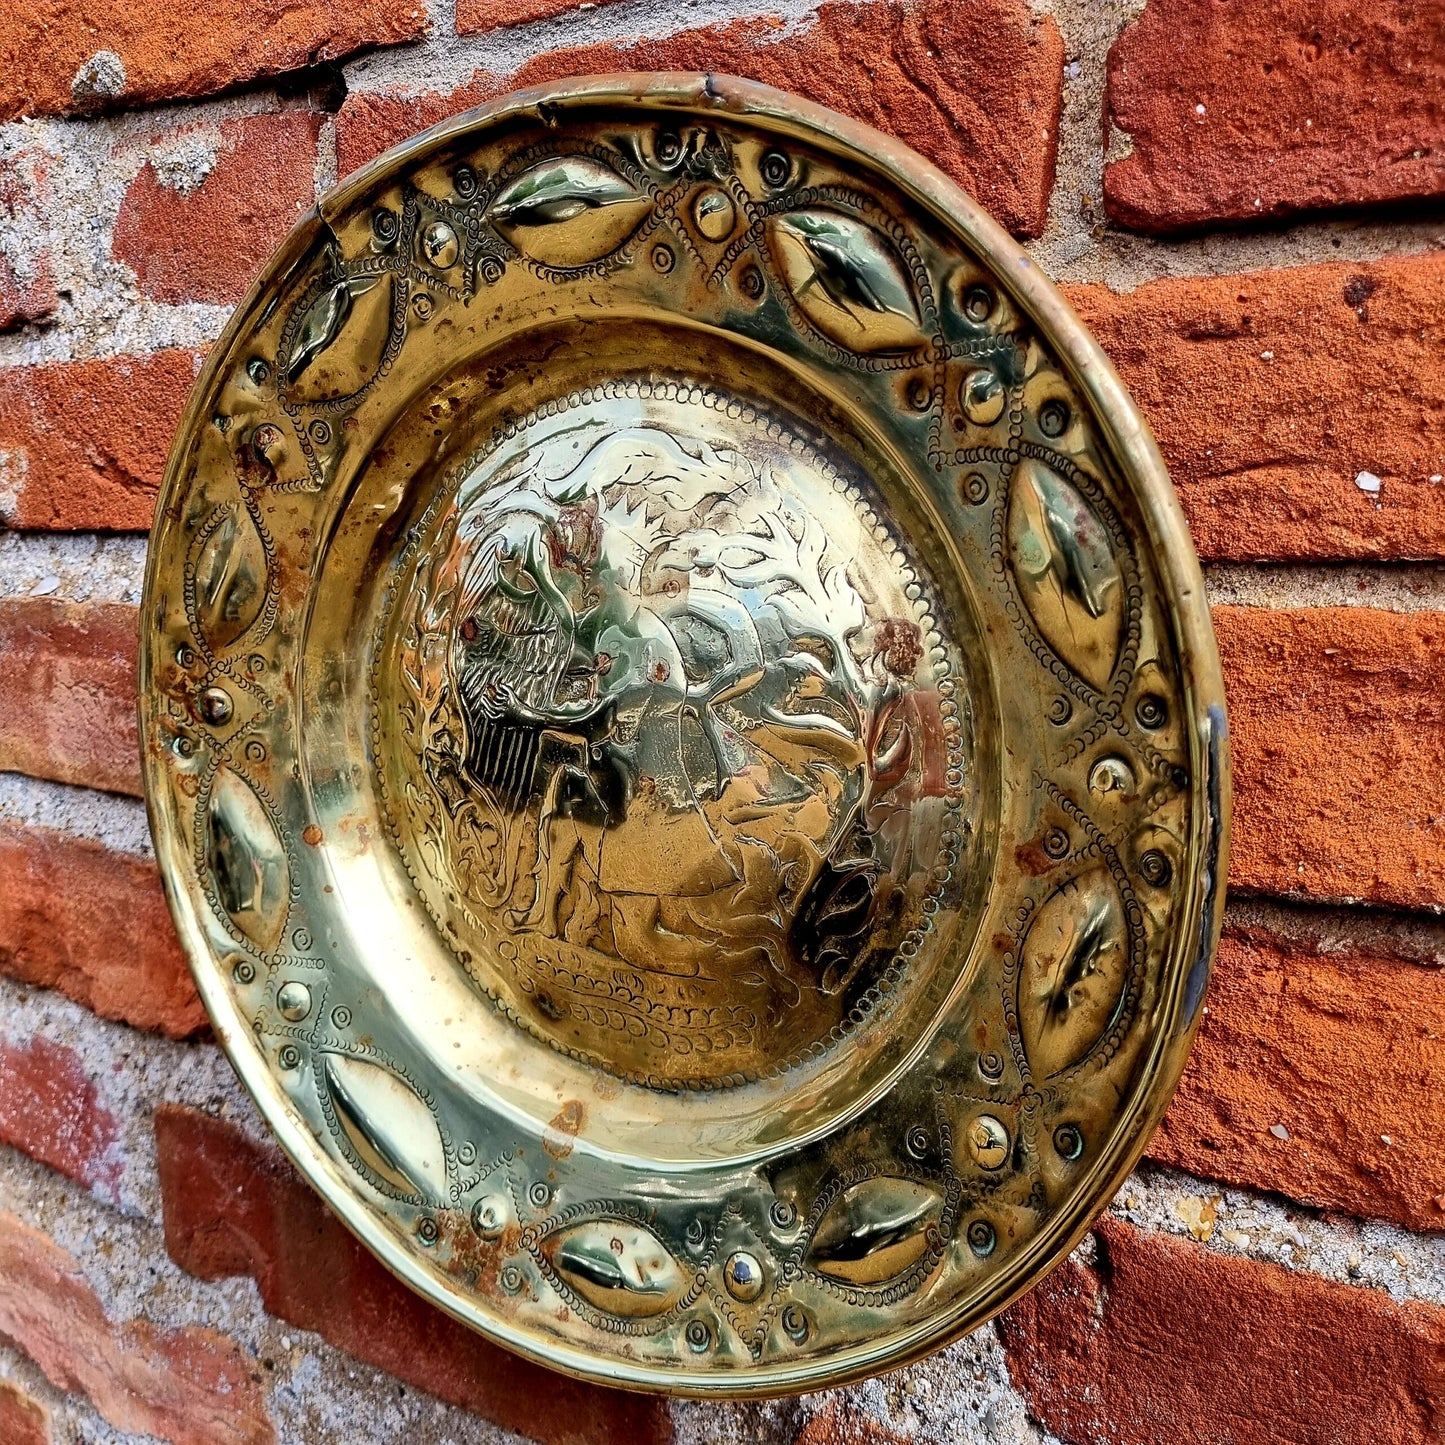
[0, 0, 1442, 1441]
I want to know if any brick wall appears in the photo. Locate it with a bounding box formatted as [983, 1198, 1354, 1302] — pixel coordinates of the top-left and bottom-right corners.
[0, 0, 1442, 1441]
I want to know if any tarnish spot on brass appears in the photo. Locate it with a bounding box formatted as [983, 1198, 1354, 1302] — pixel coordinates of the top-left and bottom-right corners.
[543, 1099, 585, 1159]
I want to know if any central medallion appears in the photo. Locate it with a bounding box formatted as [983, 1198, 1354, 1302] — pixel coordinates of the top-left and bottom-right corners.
[376, 379, 974, 1089]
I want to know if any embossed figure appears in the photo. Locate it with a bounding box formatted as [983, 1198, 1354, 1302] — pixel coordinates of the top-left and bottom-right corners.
[386, 386, 960, 1082]
[448, 424, 892, 995]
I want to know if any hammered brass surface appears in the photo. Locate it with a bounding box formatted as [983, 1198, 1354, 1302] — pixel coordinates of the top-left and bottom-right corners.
[139, 75, 1228, 1395]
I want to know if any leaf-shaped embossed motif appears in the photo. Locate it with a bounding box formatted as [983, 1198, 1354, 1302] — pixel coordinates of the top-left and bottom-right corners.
[489, 158, 648, 268]
[806, 1177, 942, 1285]
[207, 767, 288, 949]
[284, 273, 384, 387]
[192, 506, 266, 648]
[542, 1221, 686, 1318]
[1019, 865, 1129, 1078]
[1007, 458, 1122, 690]
[321, 1053, 447, 1203]
[768, 209, 921, 352]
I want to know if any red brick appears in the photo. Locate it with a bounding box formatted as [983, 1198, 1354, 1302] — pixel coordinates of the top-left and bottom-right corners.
[113, 111, 322, 307]
[0, 1035, 121, 1200]
[155, 1105, 674, 1445]
[0, 349, 200, 532]
[0, 0, 427, 122]
[1105, 0, 1445, 234]
[793, 1404, 910, 1445]
[338, 0, 1065, 238]
[0, 1379, 50, 1445]
[1152, 924, 1445, 1232]
[0, 1210, 274, 1445]
[0, 822, 203, 1039]
[455, 0, 623, 31]
[1000, 1218, 1445, 1445]
[1218, 606, 1445, 912]
[1067, 251, 1445, 562]
[0, 600, 140, 795]
[0, 149, 57, 332]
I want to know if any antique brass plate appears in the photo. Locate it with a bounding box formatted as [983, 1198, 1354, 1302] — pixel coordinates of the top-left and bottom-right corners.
[140, 76, 1228, 1395]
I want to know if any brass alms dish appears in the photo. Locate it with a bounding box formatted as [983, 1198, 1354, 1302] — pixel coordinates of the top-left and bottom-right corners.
[140, 75, 1228, 1394]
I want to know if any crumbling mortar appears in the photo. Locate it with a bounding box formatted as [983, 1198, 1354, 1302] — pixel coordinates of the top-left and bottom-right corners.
[0, 530, 147, 603]
[1223, 894, 1445, 969]
[343, 0, 825, 98]
[1203, 561, 1445, 614]
[1110, 1160, 1445, 1309]
[0, 774, 153, 856]
[0, 84, 318, 370]
[0, 1152, 531, 1445]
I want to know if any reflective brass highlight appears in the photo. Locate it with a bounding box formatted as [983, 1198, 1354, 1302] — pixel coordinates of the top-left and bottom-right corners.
[139, 76, 1228, 1396]
[375, 380, 982, 1096]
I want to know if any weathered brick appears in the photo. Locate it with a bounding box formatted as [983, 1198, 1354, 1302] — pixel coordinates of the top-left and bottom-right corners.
[793, 1404, 910, 1445]
[0, 0, 427, 122]
[0, 1210, 274, 1445]
[0, 1378, 51, 1445]
[0, 822, 202, 1038]
[339, 0, 1064, 238]
[1105, 0, 1445, 234]
[0, 1034, 121, 1200]
[155, 1105, 674, 1445]
[0, 349, 200, 531]
[0, 149, 57, 332]
[113, 111, 322, 307]
[455, 0, 623, 31]
[1067, 251, 1445, 561]
[0, 599, 140, 795]
[999, 1218, 1445, 1445]
[1152, 924, 1445, 1232]
[1218, 606, 1445, 912]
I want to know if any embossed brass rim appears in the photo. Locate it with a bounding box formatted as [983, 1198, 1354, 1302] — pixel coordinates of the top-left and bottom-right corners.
[140, 75, 1229, 1396]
